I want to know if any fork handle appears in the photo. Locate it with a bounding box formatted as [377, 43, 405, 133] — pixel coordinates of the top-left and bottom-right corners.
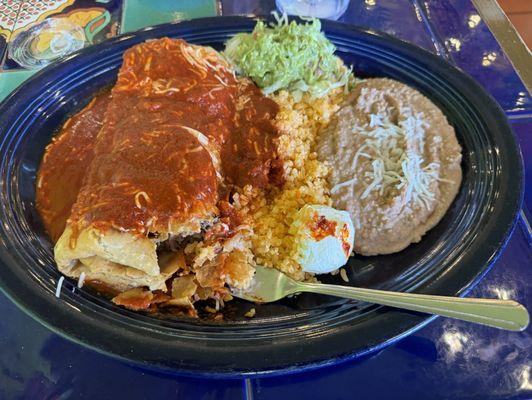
[296, 282, 529, 331]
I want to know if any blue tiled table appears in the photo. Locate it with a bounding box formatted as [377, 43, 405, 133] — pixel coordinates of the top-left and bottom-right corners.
[0, 0, 530, 399]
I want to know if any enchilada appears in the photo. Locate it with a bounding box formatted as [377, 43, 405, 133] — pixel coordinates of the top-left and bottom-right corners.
[38, 38, 282, 309]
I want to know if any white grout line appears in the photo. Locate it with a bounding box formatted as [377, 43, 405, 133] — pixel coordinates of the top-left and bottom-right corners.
[520, 210, 532, 239]
[216, 0, 223, 16]
[244, 378, 254, 400]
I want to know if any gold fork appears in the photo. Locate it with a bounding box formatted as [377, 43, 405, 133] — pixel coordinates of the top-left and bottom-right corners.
[231, 265, 529, 331]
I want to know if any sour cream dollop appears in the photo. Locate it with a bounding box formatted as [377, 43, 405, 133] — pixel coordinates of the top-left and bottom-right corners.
[290, 205, 355, 274]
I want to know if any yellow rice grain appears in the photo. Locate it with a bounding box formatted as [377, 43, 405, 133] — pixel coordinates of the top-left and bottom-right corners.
[246, 89, 346, 280]
[244, 307, 256, 318]
[340, 268, 349, 283]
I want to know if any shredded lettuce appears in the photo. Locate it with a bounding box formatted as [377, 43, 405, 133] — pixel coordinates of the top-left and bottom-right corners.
[223, 13, 352, 98]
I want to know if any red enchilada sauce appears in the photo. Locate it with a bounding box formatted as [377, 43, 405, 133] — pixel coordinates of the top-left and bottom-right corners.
[36, 91, 110, 242]
[36, 38, 283, 241]
[309, 214, 338, 241]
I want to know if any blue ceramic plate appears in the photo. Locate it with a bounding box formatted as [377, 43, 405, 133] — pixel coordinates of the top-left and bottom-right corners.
[0, 17, 523, 376]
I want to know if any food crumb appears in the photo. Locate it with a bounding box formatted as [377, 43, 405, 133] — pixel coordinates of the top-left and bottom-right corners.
[340, 268, 349, 282]
[77, 271, 86, 288]
[223, 293, 234, 302]
[244, 308, 256, 318]
[55, 276, 65, 298]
